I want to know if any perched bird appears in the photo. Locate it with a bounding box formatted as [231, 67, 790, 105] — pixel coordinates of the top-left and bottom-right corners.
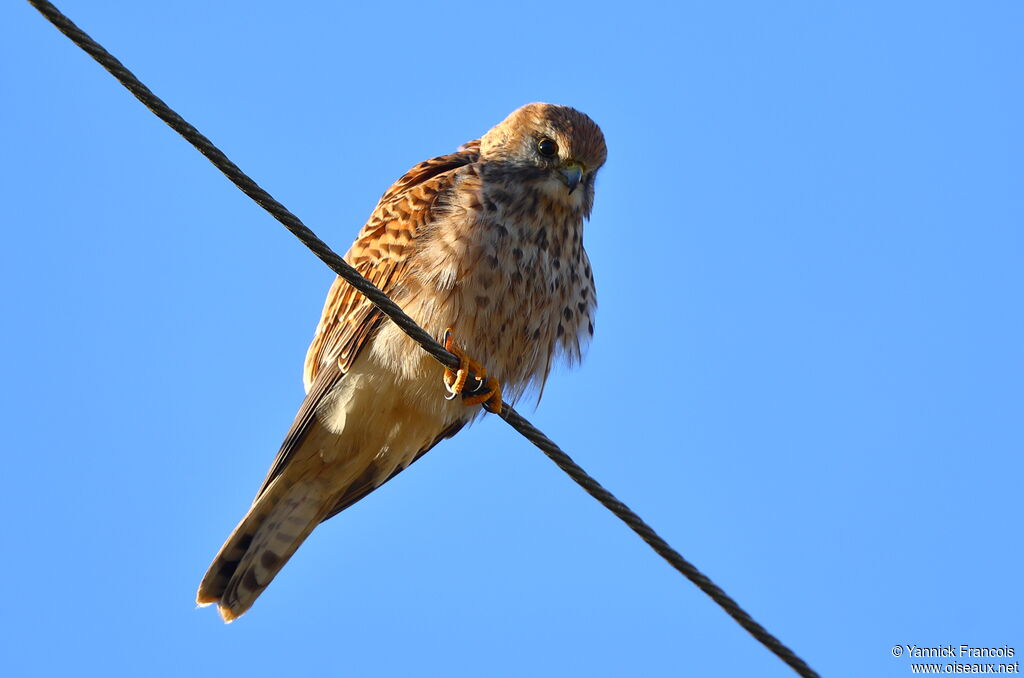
[197, 103, 607, 621]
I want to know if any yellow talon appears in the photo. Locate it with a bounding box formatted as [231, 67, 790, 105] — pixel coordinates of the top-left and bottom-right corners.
[442, 328, 503, 414]
[462, 376, 503, 413]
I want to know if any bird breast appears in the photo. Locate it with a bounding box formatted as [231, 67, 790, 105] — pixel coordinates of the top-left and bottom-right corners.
[394, 171, 597, 403]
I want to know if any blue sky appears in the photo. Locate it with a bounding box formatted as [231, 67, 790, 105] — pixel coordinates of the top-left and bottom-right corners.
[2, 2, 1021, 676]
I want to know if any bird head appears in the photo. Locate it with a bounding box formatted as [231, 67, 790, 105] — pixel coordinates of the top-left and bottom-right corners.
[480, 103, 607, 214]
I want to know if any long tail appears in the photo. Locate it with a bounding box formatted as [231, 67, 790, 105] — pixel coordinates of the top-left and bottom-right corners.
[196, 470, 327, 622]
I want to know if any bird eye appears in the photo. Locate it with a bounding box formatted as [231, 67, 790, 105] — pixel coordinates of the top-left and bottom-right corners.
[537, 138, 558, 157]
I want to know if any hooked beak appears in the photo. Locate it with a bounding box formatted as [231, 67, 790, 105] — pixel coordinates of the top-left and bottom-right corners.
[560, 163, 584, 193]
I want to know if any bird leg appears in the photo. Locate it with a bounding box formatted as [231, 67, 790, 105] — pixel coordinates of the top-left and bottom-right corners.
[442, 328, 503, 413]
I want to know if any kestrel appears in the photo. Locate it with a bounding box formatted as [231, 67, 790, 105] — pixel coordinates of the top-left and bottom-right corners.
[197, 103, 607, 621]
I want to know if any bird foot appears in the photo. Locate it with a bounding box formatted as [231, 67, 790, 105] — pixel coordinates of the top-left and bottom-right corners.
[442, 328, 503, 414]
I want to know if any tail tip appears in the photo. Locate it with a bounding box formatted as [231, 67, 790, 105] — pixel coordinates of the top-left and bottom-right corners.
[196, 593, 242, 623]
[196, 579, 221, 606]
[218, 603, 241, 623]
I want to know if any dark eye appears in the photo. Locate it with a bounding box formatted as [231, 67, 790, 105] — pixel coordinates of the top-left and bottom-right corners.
[537, 138, 558, 157]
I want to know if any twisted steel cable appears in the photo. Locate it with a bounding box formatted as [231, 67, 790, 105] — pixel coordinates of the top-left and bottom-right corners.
[27, 3, 820, 676]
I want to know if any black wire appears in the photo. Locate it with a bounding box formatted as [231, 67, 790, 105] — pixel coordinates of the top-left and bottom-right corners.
[26, 3, 820, 676]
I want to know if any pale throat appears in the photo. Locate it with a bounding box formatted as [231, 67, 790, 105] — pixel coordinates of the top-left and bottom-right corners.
[536, 174, 588, 212]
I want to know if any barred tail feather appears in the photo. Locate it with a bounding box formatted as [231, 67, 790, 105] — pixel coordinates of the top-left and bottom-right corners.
[196, 473, 327, 622]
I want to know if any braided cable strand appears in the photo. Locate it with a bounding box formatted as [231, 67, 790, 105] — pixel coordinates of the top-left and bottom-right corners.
[500, 408, 816, 672]
[27, 3, 820, 677]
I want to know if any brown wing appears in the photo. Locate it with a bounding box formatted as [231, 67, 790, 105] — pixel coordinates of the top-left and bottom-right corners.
[320, 419, 466, 521]
[256, 141, 480, 500]
[303, 139, 481, 388]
